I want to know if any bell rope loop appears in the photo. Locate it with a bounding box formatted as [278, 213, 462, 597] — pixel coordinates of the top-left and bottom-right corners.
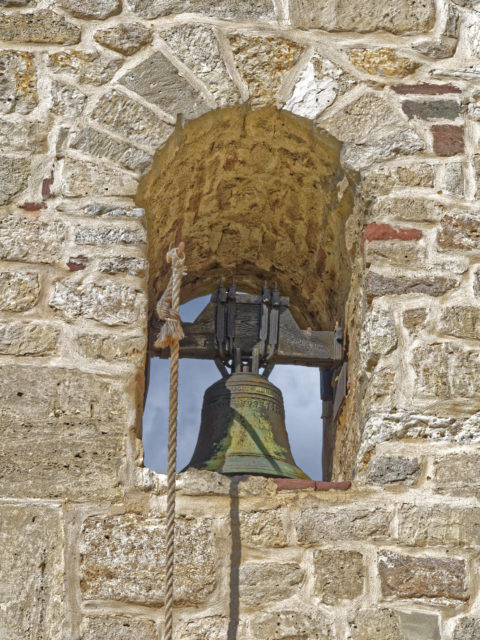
[154, 242, 187, 349]
[156, 242, 186, 640]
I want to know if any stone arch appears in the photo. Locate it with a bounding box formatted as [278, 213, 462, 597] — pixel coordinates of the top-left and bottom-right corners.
[137, 105, 353, 330]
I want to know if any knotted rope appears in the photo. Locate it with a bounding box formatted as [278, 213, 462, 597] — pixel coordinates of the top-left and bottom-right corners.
[155, 243, 186, 640]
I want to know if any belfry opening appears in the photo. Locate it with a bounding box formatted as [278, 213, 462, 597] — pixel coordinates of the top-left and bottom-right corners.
[137, 105, 353, 480]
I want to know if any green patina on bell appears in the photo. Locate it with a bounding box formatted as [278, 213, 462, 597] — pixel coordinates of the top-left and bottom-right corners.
[185, 371, 310, 479]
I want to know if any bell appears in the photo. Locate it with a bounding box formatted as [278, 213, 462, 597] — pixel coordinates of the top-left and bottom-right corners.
[185, 371, 310, 479]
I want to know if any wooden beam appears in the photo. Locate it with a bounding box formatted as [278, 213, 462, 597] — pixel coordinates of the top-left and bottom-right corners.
[150, 297, 343, 368]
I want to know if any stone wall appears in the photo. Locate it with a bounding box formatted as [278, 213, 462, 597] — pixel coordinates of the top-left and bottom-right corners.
[1, 0, 480, 637]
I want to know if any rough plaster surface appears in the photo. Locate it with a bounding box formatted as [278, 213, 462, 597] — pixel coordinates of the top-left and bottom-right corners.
[0, 0, 480, 637]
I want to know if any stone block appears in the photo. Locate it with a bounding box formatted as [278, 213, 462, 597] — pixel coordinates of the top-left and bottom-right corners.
[80, 514, 216, 604]
[398, 611, 440, 640]
[177, 616, 233, 640]
[239, 562, 304, 606]
[61, 157, 138, 197]
[69, 127, 152, 173]
[239, 509, 287, 547]
[161, 25, 240, 107]
[378, 551, 468, 601]
[443, 161, 464, 195]
[336, 0, 436, 33]
[363, 366, 395, 408]
[94, 23, 152, 56]
[284, 54, 350, 120]
[409, 36, 458, 59]
[398, 504, 480, 547]
[230, 35, 303, 107]
[0, 214, 65, 263]
[359, 411, 480, 464]
[352, 609, 440, 640]
[439, 305, 480, 339]
[119, 52, 207, 119]
[403, 100, 460, 120]
[126, 0, 275, 20]
[48, 50, 122, 85]
[0, 121, 46, 153]
[438, 213, 480, 251]
[0, 506, 63, 640]
[296, 505, 391, 545]
[322, 93, 400, 145]
[366, 271, 457, 300]
[350, 48, 419, 77]
[412, 343, 480, 399]
[79, 202, 145, 219]
[361, 164, 434, 197]
[454, 617, 480, 639]
[365, 240, 426, 268]
[74, 225, 146, 246]
[314, 550, 365, 603]
[49, 280, 146, 326]
[475, 270, 480, 298]
[0, 0, 37, 4]
[403, 308, 427, 332]
[81, 616, 158, 640]
[0, 365, 126, 498]
[99, 256, 147, 276]
[366, 456, 420, 485]
[360, 309, 397, 369]
[251, 609, 333, 639]
[51, 81, 87, 117]
[0, 10, 79, 44]
[1, 418, 124, 499]
[58, 205, 145, 220]
[0, 156, 30, 204]
[474, 156, 480, 194]
[350, 609, 402, 640]
[290, 0, 435, 33]
[370, 197, 445, 222]
[432, 124, 464, 156]
[76, 333, 146, 364]
[0, 271, 39, 311]
[0, 50, 37, 114]
[434, 453, 480, 498]
[92, 90, 173, 150]
[58, 0, 120, 19]
[342, 129, 424, 171]
[0, 321, 60, 355]
[176, 467, 231, 494]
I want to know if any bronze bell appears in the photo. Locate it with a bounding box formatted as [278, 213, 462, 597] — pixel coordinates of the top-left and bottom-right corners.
[185, 371, 310, 479]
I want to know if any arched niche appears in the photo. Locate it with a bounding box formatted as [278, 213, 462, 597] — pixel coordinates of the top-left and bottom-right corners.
[137, 105, 353, 331]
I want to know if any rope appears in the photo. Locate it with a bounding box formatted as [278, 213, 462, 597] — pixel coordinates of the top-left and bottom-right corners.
[155, 243, 187, 640]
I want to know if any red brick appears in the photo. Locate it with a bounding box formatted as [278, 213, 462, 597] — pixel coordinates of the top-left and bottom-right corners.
[432, 125, 464, 156]
[393, 83, 461, 95]
[20, 202, 45, 211]
[362, 222, 422, 250]
[67, 255, 88, 271]
[42, 170, 54, 200]
[274, 479, 315, 491]
[315, 481, 351, 491]
[402, 100, 460, 121]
